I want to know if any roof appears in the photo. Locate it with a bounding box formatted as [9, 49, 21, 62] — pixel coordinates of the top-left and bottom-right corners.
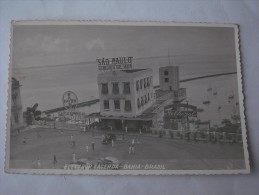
[98, 68, 152, 79]
[86, 112, 155, 121]
[121, 69, 147, 73]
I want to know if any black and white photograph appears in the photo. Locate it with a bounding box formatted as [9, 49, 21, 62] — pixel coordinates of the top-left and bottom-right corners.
[6, 21, 249, 175]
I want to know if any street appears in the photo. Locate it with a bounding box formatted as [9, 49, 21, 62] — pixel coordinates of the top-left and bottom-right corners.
[10, 127, 245, 170]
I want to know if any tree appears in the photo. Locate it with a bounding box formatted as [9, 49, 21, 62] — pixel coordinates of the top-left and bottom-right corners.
[217, 118, 240, 133]
[23, 103, 42, 125]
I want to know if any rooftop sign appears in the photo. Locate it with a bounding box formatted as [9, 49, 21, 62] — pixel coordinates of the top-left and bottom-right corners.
[96, 57, 133, 72]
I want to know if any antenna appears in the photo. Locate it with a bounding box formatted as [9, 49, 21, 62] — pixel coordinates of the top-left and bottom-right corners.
[168, 49, 171, 65]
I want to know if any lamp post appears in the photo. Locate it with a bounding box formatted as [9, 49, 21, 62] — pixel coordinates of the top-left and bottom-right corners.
[186, 100, 189, 131]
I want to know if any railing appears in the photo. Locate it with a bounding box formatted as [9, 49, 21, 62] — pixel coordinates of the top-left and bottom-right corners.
[33, 120, 84, 131]
[150, 128, 243, 143]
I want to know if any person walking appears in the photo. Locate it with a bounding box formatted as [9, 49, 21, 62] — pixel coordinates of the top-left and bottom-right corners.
[131, 145, 135, 154]
[22, 137, 27, 145]
[70, 134, 74, 147]
[72, 152, 76, 163]
[111, 139, 114, 147]
[53, 155, 58, 167]
[91, 141, 95, 151]
[131, 139, 135, 146]
[125, 126, 128, 133]
[37, 158, 41, 169]
[139, 128, 142, 134]
[128, 145, 132, 154]
[85, 145, 89, 153]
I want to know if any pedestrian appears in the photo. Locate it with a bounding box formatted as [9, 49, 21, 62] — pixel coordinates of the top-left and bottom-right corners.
[110, 126, 113, 132]
[139, 128, 142, 134]
[37, 158, 41, 169]
[37, 132, 41, 138]
[131, 145, 135, 154]
[125, 126, 128, 133]
[53, 155, 57, 167]
[91, 141, 95, 151]
[111, 139, 114, 147]
[22, 137, 26, 144]
[128, 145, 132, 154]
[72, 152, 76, 163]
[131, 139, 135, 146]
[70, 134, 74, 146]
[85, 145, 89, 153]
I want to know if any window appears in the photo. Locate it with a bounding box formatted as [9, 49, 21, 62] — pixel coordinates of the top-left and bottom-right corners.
[12, 92, 17, 106]
[148, 93, 150, 101]
[137, 98, 141, 108]
[150, 76, 153, 85]
[114, 100, 120, 110]
[140, 79, 143, 89]
[141, 96, 144, 106]
[104, 100, 109, 110]
[144, 78, 147, 88]
[125, 100, 132, 111]
[136, 80, 139, 91]
[14, 113, 19, 123]
[101, 83, 108, 94]
[145, 95, 147, 104]
[164, 78, 169, 83]
[112, 83, 119, 94]
[123, 82, 130, 94]
[147, 77, 150, 87]
[164, 70, 169, 76]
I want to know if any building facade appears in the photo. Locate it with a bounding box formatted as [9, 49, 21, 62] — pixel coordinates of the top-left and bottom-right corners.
[163, 103, 198, 131]
[11, 78, 24, 133]
[159, 66, 179, 91]
[97, 69, 155, 118]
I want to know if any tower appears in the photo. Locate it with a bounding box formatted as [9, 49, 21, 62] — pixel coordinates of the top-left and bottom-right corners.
[11, 78, 24, 132]
[159, 66, 179, 91]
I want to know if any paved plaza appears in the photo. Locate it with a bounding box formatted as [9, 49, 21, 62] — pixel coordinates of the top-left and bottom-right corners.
[9, 128, 245, 170]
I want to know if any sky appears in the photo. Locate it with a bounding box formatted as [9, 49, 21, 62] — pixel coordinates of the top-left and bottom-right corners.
[12, 24, 237, 72]
[10, 24, 239, 114]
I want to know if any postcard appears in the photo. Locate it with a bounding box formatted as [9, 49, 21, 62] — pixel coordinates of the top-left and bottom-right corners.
[5, 21, 250, 175]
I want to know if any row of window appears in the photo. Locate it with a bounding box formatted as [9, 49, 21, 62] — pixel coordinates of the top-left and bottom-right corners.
[136, 76, 152, 91]
[103, 100, 132, 112]
[102, 82, 130, 95]
[137, 93, 152, 109]
[101, 76, 152, 95]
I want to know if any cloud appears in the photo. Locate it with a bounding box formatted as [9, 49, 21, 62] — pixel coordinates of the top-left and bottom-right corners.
[17, 34, 72, 56]
[85, 38, 104, 52]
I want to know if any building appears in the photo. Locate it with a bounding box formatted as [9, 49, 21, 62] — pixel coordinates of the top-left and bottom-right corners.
[149, 65, 186, 129]
[159, 66, 179, 91]
[163, 103, 198, 131]
[97, 69, 155, 130]
[11, 78, 24, 133]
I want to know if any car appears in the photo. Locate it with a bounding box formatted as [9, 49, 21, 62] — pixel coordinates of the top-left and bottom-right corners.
[102, 133, 117, 144]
